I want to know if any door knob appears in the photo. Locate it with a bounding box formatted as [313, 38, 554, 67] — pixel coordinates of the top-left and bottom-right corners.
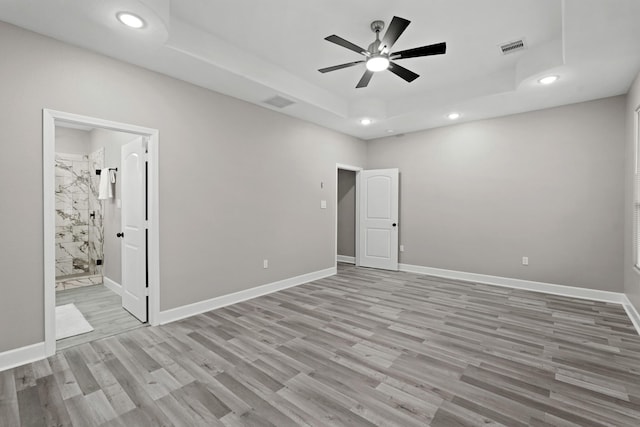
[392, 223, 397, 227]
[116, 232, 124, 238]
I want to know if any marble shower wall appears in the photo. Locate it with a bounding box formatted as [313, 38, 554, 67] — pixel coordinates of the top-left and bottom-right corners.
[88, 148, 104, 276]
[55, 149, 104, 278]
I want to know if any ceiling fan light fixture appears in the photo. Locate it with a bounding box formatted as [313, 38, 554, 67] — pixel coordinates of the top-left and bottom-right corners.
[116, 12, 145, 29]
[538, 75, 559, 85]
[366, 55, 390, 72]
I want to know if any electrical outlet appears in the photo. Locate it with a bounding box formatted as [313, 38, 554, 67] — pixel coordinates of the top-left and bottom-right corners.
[263, 259, 268, 269]
[400, 245, 404, 252]
[522, 256, 529, 266]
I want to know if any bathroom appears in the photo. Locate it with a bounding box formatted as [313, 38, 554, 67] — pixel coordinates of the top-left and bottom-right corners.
[54, 124, 144, 348]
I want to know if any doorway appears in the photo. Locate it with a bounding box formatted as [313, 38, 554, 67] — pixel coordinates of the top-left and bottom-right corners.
[336, 165, 400, 271]
[43, 109, 160, 357]
[336, 164, 362, 267]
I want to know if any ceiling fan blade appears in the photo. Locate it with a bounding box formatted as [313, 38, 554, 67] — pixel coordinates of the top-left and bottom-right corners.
[356, 70, 374, 88]
[388, 62, 419, 83]
[325, 35, 368, 55]
[318, 61, 365, 73]
[391, 42, 447, 60]
[380, 16, 411, 52]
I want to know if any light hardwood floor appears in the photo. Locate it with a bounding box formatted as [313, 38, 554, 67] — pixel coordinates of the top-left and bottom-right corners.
[56, 284, 144, 350]
[2, 264, 640, 426]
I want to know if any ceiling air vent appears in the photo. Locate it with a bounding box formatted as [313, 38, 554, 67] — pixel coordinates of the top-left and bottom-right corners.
[499, 39, 526, 55]
[263, 95, 295, 109]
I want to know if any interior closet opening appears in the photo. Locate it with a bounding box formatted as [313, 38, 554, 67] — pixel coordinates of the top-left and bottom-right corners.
[336, 164, 362, 267]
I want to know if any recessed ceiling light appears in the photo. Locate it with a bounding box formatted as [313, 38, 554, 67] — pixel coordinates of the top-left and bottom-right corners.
[360, 118, 372, 126]
[386, 129, 394, 133]
[447, 112, 460, 120]
[116, 12, 145, 29]
[538, 75, 559, 85]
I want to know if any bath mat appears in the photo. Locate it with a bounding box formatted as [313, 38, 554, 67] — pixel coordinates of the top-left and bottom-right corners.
[56, 303, 94, 340]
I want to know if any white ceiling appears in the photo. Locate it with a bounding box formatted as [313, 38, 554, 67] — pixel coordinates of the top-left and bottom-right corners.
[1, 0, 639, 139]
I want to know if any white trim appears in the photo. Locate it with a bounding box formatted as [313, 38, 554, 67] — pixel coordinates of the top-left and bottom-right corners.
[336, 163, 363, 172]
[336, 255, 356, 264]
[0, 342, 46, 373]
[399, 263, 625, 304]
[43, 109, 161, 359]
[158, 267, 336, 325]
[103, 277, 123, 296]
[622, 295, 640, 336]
[336, 164, 362, 270]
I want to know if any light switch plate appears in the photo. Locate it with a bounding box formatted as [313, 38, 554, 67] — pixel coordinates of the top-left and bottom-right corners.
[116, 199, 121, 208]
[321, 200, 327, 209]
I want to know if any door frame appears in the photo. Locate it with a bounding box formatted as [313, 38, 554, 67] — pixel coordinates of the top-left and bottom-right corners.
[335, 163, 363, 268]
[42, 109, 160, 357]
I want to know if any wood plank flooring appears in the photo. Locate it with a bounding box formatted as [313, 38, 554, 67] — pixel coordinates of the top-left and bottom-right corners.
[3, 263, 640, 426]
[56, 284, 144, 350]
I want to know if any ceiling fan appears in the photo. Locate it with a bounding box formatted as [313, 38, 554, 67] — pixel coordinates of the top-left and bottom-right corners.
[319, 16, 446, 88]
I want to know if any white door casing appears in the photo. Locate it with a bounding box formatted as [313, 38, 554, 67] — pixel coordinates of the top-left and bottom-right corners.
[359, 169, 399, 271]
[121, 137, 147, 322]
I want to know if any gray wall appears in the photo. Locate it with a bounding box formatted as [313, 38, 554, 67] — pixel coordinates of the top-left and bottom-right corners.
[367, 96, 626, 292]
[337, 169, 356, 257]
[89, 128, 139, 285]
[0, 21, 367, 353]
[55, 127, 90, 154]
[624, 71, 640, 312]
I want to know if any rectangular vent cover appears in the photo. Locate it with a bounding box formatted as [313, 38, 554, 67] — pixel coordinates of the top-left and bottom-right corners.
[263, 95, 295, 109]
[499, 39, 526, 55]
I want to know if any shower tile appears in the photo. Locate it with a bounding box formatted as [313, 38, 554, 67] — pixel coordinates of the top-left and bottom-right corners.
[55, 165, 72, 178]
[55, 226, 73, 243]
[55, 260, 73, 277]
[72, 257, 89, 273]
[54, 156, 72, 166]
[55, 209, 72, 226]
[72, 197, 89, 210]
[77, 209, 89, 224]
[72, 160, 88, 173]
[71, 225, 88, 241]
[55, 191, 73, 211]
[67, 180, 88, 195]
[55, 176, 70, 192]
[58, 240, 89, 259]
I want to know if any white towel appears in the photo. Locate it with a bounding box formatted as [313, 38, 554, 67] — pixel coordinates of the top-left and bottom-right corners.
[98, 168, 112, 199]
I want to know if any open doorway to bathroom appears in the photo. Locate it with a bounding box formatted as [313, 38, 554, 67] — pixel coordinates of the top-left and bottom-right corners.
[43, 110, 160, 357]
[53, 125, 140, 349]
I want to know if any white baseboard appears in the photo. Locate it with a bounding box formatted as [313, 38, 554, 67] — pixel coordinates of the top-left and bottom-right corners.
[103, 276, 122, 296]
[336, 255, 355, 264]
[0, 342, 46, 373]
[399, 263, 626, 305]
[622, 295, 640, 336]
[158, 267, 336, 325]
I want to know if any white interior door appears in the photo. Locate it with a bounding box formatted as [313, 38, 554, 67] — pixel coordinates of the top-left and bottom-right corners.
[121, 137, 147, 322]
[359, 169, 399, 270]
